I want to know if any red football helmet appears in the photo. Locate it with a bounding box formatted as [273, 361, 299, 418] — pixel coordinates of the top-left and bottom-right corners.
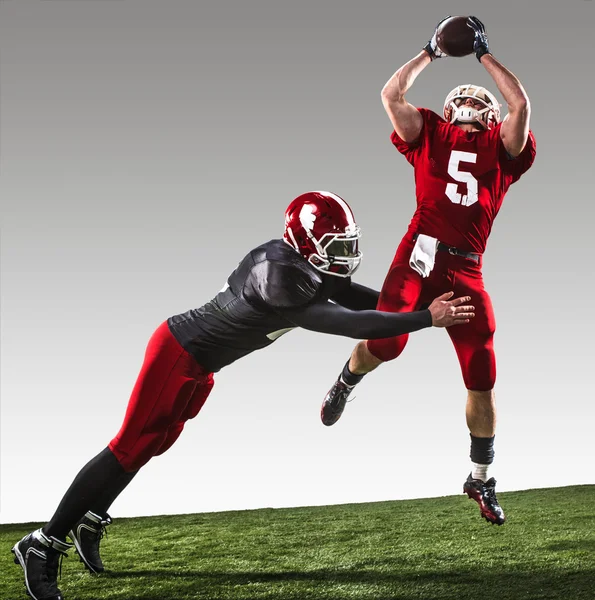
[283, 191, 362, 278]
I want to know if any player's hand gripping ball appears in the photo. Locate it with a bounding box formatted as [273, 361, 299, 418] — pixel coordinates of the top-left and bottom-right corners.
[466, 16, 491, 61]
[424, 16, 452, 60]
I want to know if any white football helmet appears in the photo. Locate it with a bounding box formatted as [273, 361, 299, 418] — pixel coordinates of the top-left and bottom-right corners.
[443, 84, 501, 130]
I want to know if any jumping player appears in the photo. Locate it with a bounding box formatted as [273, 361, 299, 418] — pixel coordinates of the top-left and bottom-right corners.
[12, 191, 475, 600]
[321, 17, 536, 526]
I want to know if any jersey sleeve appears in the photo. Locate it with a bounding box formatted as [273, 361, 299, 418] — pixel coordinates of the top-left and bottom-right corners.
[280, 300, 433, 339]
[498, 128, 536, 183]
[390, 108, 442, 166]
[244, 260, 321, 310]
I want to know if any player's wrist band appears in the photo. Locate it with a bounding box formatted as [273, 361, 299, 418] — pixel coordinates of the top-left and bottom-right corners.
[423, 43, 436, 60]
[476, 48, 491, 62]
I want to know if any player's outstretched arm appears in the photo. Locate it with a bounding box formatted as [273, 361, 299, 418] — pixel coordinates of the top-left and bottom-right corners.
[281, 292, 474, 339]
[381, 51, 430, 143]
[467, 16, 531, 157]
[331, 281, 380, 311]
[381, 18, 450, 143]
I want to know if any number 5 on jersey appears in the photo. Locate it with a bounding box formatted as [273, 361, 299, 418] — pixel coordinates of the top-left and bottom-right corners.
[446, 150, 478, 207]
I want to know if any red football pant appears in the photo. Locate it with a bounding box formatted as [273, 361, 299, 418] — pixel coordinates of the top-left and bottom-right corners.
[367, 234, 496, 391]
[109, 321, 214, 472]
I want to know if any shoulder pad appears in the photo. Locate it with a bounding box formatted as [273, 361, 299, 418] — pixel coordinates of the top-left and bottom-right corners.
[245, 258, 322, 309]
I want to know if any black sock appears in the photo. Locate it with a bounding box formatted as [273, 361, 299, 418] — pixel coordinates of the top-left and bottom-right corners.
[340, 360, 365, 387]
[470, 434, 495, 465]
[89, 470, 138, 516]
[43, 447, 129, 540]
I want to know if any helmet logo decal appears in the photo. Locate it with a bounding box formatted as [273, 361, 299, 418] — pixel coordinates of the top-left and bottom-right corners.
[299, 204, 316, 232]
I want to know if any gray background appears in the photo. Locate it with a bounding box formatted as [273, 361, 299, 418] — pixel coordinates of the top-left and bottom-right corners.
[1, 0, 593, 524]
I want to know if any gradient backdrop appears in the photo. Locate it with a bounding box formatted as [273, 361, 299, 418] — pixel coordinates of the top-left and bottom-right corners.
[1, 0, 593, 524]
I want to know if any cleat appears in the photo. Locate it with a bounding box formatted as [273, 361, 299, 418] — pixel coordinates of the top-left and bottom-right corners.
[12, 529, 71, 600]
[68, 511, 112, 574]
[463, 473, 506, 525]
[320, 378, 354, 426]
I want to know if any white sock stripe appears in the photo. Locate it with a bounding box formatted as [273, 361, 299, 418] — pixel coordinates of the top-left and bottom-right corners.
[471, 462, 490, 482]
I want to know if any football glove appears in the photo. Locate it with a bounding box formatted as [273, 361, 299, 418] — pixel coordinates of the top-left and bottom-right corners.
[467, 16, 491, 62]
[423, 16, 451, 61]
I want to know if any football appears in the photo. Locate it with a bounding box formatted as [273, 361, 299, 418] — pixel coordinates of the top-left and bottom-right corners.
[435, 16, 476, 57]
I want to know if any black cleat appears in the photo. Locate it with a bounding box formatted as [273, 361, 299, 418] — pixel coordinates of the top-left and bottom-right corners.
[68, 511, 112, 574]
[463, 473, 506, 525]
[12, 529, 71, 600]
[321, 378, 354, 426]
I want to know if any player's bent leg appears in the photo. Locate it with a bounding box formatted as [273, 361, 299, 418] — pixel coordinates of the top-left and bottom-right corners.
[321, 261, 421, 426]
[108, 324, 214, 472]
[321, 328, 411, 426]
[71, 362, 213, 576]
[12, 321, 215, 598]
[352, 340, 384, 374]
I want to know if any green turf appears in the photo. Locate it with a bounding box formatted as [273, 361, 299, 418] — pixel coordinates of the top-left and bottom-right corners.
[1, 485, 594, 600]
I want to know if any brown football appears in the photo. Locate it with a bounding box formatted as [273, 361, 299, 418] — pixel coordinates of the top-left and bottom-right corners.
[435, 16, 475, 57]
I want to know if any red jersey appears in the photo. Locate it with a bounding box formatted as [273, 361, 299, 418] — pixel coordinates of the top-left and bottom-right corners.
[391, 108, 536, 254]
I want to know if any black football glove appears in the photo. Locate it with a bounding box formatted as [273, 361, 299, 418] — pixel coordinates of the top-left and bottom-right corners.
[423, 16, 451, 61]
[467, 16, 491, 61]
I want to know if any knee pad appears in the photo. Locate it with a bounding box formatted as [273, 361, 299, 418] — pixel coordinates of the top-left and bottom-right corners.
[366, 334, 408, 363]
[182, 377, 214, 421]
[154, 423, 185, 457]
[461, 346, 496, 391]
[109, 430, 169, 472]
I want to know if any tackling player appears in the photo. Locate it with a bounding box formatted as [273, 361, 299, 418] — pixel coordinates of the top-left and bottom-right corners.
[321, 17, 536, 526]
[12, 191, 474, 600]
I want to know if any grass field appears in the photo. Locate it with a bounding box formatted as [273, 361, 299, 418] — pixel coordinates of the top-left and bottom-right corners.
[1, 485, 594, 600]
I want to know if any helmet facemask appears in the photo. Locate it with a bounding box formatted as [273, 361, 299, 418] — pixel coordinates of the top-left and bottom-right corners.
[443, 84, 501, 130]
[307, 227, 362, 277]
[286, 224, 362, 278]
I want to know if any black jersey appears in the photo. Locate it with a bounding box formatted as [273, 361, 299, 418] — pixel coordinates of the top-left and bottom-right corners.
[168, 239, 433, 373]
[168, 239, 351, 372]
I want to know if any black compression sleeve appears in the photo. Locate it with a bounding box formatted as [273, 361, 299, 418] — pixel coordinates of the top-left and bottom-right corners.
[44, 447, 127, 540]
[280, 300, 432, 339]
[331, 281, 380, 310]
